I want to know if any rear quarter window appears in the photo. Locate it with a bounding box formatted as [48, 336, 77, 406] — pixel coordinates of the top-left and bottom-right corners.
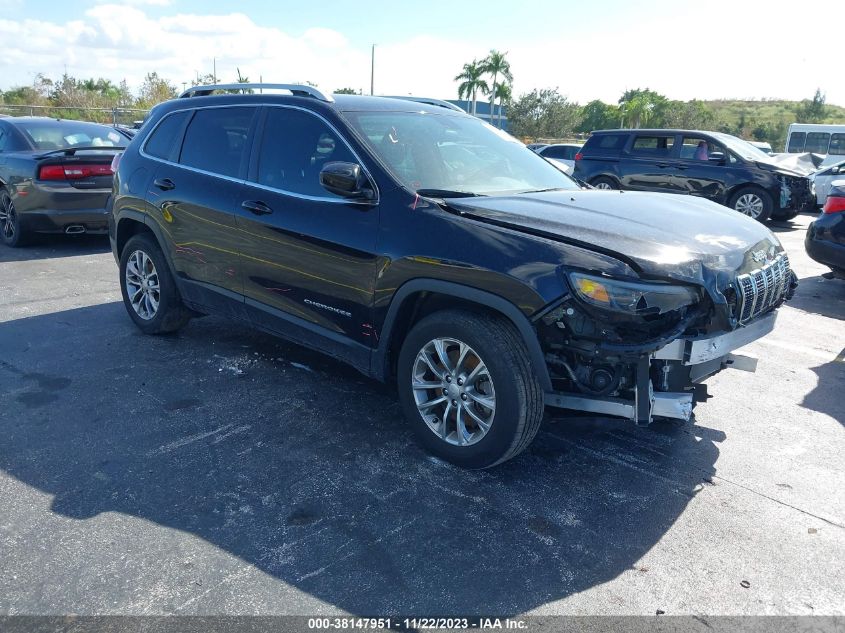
[583, 133, 627, 154]
[144, 111, 189, 161]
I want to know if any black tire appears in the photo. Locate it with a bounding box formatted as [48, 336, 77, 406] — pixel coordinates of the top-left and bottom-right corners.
[0, 189, 29, 248]
[119, 233, 191, 334]
[590, 176, 619, 190]
[397, 309, 544, 469]
[728, 187, 773, 222]
[770, 207, 799, 222]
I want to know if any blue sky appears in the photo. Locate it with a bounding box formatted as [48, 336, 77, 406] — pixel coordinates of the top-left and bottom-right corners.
[1, 0, 843, 105]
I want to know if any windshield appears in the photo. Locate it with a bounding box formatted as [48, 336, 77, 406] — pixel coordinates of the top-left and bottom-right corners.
[712, 133, 773, 162]
[342, 111, 580, 196]
[17, 120, 125, 151]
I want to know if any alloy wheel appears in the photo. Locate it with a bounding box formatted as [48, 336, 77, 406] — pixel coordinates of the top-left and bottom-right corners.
[411, 337, 496, 447]
[0, 195, 16, 241]
[594, 182, 613, 190]
[125, 249, 160, 320]
[734, 193, 764, 218]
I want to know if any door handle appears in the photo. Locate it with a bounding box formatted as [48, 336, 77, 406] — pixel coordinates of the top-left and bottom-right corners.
[154, 178, 175, 191]
[655, 163, 672, 169]
[676, 164, 688, 171]
[241, 200, 273, 216]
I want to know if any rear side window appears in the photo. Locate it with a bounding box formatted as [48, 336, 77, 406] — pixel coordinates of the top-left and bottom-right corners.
[144, 111, 188, 160]
[254, 108, 356, 198]
[830, 133, 845, 156]
[179, 107, 257, 178]
[542, 145, 576, 159]
[804, 132, 830, 154]
[584, 134, 627, 153]
[630, 135, 675, 156]
[787, 132, 805, 153]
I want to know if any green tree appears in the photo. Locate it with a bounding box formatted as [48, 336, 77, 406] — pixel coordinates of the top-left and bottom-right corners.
[334, 87, 359, 95]
[494, 82, 511, 129]
[480, 50, 512, 123]
[138, 72, 177, 108]
[618, 88, 667, 128]
[508, 88, 580, 139]
[454, 59, 489, 116]
[795, 88, 827, 123]
[577, 99, 620, 132]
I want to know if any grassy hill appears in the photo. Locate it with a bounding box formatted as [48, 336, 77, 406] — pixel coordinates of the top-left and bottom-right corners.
[702, 99, 845, 150]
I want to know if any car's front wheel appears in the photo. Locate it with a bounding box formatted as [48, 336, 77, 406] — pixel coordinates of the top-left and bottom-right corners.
[729, 187, 773, 222]
[590, 176, 618, 190]
[119, 234, 191, 334]
[397, 309, 544, 469]
[0, 189, 29, 248]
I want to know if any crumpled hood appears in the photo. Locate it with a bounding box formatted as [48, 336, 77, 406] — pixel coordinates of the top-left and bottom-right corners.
[447, 190, 783, 283]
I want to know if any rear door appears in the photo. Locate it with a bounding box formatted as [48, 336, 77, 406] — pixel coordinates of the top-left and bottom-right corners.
[145, 105, 258, 312]
[235, 106, 380, 350]
[619, 133, 682, 192]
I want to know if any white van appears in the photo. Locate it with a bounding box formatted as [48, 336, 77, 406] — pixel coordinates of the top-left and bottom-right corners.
[785, 123, 845, 160]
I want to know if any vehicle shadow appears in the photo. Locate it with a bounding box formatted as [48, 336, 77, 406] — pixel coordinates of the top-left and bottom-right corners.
[801, 347, 845, 425]
[0, 234, 111, 263]
[787, 274, 845, 320]
[768, 219, 803, 233]
[0, 303, 721, 615]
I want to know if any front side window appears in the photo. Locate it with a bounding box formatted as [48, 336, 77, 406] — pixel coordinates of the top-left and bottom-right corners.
[829, 133, 845, 156]
[254, 108, 356, 198]
[804, 132, 830, 154]
[630, 135, 675, 156]
[179, 107, 257, 178]
[343, 111, 579, 195]
[679, 137, 721, 161]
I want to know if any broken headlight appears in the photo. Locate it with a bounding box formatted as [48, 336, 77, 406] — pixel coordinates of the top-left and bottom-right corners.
[569, 273, 699, 316]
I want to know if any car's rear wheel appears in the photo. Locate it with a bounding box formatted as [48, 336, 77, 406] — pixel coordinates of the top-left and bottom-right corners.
[397, 309, 544, 469]
[591, 176, 618, 190]
[0, 190, 29, 248]
[119, 234, 191, 334]
[729, 187, 772, 222]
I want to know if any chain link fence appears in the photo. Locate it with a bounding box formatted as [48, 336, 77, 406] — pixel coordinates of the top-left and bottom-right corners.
[0, 104, 151, 126]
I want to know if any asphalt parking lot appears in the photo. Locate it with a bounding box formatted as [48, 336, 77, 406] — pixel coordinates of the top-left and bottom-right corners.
[0, 212, 843, 617]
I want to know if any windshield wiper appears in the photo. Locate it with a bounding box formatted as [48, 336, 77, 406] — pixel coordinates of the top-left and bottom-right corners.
[518, 187, 568, 194]
[416, 188, 483, 198]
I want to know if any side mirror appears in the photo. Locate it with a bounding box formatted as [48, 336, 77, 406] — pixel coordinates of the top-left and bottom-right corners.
[319, 161, 375, 200]
[708, 151, 726, 165]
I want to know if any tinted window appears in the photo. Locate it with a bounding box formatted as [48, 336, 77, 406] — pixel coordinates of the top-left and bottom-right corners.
[255, 108, 357, 198]
[829, 133, 845, 156]
[144, 111, 188, 160]
[586, 134, 627, 152]
[630, 135, 675, 156]
[787, 132, 805, 153]
[542, 145, 574, 159]
[180, 107, 257, 178]
[0, 128, 6, 152]
[804, 132, 830, 154]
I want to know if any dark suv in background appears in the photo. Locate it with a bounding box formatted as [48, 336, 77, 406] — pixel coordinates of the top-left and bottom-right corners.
[109, 84, 794, 468]
[573, 129, 813, 222]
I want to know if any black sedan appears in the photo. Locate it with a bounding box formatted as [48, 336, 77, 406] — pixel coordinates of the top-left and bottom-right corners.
[0, 117, 126, 247]
[806, 181, 845, 280]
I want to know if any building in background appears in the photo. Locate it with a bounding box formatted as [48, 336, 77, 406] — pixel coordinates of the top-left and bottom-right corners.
[447, 99, 509, 131]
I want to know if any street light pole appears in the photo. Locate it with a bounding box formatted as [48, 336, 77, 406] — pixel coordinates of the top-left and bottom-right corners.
[370, 44, 375, 96]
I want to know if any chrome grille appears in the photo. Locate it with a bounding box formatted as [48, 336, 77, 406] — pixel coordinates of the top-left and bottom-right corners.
[736, 253, 791, 324]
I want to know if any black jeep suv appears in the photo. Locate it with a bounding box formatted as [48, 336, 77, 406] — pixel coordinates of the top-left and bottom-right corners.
[109, 84, 796, 468]
[572, 129, 814, 222]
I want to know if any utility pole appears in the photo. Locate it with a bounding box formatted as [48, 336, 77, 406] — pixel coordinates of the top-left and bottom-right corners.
[213, 57, 217, 84]
[370, 44, 375, 96]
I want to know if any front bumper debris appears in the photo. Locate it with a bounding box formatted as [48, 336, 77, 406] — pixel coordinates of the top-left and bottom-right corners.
[545, 312, 777, 424]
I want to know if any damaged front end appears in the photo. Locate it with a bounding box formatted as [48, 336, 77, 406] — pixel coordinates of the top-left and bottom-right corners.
[538, 253, 797, 425]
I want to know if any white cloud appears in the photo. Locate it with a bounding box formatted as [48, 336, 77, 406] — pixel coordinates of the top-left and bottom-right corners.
[0, 1, 842, 107]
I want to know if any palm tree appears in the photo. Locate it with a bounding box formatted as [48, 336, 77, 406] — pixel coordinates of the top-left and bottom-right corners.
[481, 50, 512, 126]
[494, 82, 511, 129]
[454, 60, 488, 116]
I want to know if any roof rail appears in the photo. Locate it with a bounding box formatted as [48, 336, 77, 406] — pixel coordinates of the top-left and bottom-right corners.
[179, 83, 334, 103]
[381, 96, 465, 112]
